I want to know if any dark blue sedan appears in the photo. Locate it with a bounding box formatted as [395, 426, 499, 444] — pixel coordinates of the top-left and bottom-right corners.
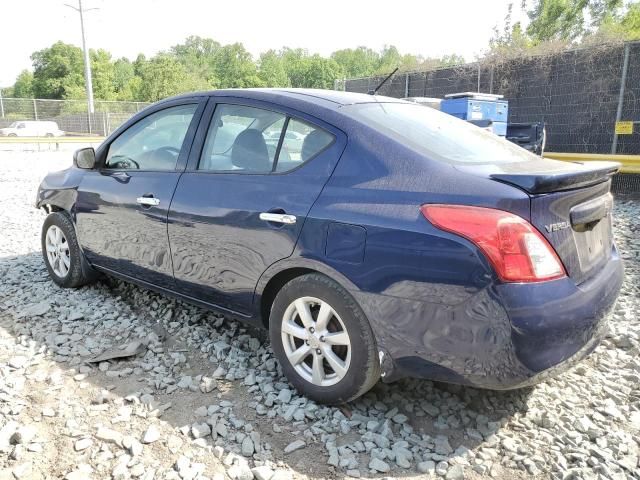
[36, 89, 624, 404]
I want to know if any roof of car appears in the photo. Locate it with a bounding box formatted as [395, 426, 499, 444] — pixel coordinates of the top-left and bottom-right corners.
[166, 88, 407, 110]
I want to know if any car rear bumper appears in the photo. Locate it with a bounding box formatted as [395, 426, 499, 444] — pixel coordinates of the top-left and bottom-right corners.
[354, 247, 623, 389]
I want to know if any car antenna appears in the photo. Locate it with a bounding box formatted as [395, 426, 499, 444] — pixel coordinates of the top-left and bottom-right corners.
[369, 67, 399, 95]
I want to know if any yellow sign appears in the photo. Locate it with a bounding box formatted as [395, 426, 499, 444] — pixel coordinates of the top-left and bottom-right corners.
[615, 121, 634, 135]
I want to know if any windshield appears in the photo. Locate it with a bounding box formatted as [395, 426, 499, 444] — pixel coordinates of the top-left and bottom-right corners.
[344, 102, 538, 164]
[9, 122, 18, 128]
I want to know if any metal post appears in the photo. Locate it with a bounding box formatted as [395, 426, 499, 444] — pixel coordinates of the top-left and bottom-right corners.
[78, 0, 94, 115]
[612, 43, 630, 155]
[404, 73, 409, 98]
[489, 66, 494, 95]
[65, 0, 97, 129]
[0, 89, 4, 118]
[33, 99, 38, 120]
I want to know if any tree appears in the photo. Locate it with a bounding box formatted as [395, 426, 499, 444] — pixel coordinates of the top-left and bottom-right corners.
[598, 1, 640, 39]
[620, 2, 640, 38]
[30, 41, 85, 99]
[525, 0, 625, 42]
[90, 49, 116, 100]
[212, 43, 262, 88]
[171, 36, 221, 86]
[137, 54, 209, 102]
[258, 50, 290, 87]
[301, 55, 344, 88]
[279, 48, 310, 87]
[12, 70, 34, 98]
[331, 47, 380, 78]
[137, 55, 188, 102]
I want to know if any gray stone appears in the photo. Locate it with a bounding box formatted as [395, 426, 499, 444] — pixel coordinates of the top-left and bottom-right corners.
[142, 425, 160, 444]
[96, 427, 123, 446]
[435, 436, 453, 455]
[446, 464, 464, 480]
[227, 464, 254, 480]
[191, 423, 211, 439]
[200, 376, 218, 393]
[241, 436, 255, 456]
[283, 439, 305, 454]
[436, 461, 449, 476]
[251, 465, 274, 480]
[277, 389, 292, 404]
[8, 356, 28, 369]
[74, 438, 93, 451]
[418, 460, 436, 474]
[368, 457, 390, 473]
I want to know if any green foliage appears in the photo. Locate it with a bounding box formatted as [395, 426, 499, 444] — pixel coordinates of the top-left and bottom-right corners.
[12, 70, 34, 98]
[136, 54, 209, 102]
[300, 55, 344, 88]
[258, 50, 291, 87]
[90, 49, 116, 101]
[331, 47, 380, 78]
[212, 43, 262, 88]
[14, 36, 478, 101]
[490, 0, 637, 57]
[621, 2, 640, 38]
[31, 41, 85, 99]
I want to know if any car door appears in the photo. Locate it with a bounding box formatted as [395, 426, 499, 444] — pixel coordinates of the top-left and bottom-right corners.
[75, 99, 204, 288]
[168, 98, 345, 315]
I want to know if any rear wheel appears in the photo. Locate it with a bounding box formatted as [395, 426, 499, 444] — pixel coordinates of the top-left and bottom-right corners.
[269, 273, 380, 404]
[41, 211, 97, 288]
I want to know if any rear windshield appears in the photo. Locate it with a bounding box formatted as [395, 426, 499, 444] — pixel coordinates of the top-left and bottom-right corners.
[344, 102, 538, 164]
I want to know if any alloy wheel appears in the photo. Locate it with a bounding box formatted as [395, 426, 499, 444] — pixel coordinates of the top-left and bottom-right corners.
[281, 296, 351, 387]
[45, 225, 70, 278]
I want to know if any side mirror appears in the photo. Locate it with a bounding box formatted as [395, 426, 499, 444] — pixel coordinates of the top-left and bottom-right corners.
[73, 147, 96, 169]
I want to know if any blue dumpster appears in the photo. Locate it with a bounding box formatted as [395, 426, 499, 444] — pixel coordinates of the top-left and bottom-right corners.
[441, 92, 508, 136]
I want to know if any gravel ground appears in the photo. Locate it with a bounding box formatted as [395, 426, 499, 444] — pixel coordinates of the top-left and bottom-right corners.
[0, 150, 639, 480]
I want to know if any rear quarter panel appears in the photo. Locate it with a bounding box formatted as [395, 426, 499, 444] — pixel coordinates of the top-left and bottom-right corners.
[289, 125, 535, 384]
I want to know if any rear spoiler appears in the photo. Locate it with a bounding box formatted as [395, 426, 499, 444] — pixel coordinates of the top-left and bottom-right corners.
[490, 161, 620, 194]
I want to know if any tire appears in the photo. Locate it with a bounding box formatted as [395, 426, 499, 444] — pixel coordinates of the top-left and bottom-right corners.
[269, 273, 380, 404]
[41, 211, 97, 288]
[8, 133, 17, 137]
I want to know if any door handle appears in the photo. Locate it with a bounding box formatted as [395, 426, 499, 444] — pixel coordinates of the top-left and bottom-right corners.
[136, 196, 160, 207]
[259, 212, 296, 225]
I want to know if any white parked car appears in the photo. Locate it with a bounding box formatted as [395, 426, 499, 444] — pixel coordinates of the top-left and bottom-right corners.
[0, 121, 65, 137]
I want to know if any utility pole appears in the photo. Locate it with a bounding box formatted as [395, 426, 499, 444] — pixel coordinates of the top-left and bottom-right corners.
[0, 89, 4, 119]
[65, 0, 97, 131]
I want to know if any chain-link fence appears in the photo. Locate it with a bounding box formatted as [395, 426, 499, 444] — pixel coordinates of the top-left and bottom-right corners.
[338, 41, 640, 155]
[0, 98, 150, 136]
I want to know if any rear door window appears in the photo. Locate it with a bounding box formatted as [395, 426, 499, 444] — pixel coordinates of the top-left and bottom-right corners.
[199, 104, 334, 174]
[199, 104, 285, 173]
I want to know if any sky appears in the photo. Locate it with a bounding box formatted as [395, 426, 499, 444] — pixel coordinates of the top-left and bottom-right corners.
[0, 0, 527, 88]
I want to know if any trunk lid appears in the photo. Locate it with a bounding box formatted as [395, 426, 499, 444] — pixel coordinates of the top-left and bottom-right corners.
[460, 158, 619, 284]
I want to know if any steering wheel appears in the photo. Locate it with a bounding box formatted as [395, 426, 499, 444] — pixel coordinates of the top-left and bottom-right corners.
[110, 155, 140, 169]
[156, 146, 181, 157]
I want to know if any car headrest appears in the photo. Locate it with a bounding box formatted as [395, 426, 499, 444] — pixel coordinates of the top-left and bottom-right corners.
[301, 130, 330, 161]
[231, 129, 270, 172]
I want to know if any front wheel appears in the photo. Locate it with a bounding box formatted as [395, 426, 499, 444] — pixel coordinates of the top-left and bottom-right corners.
[269, 273, 380, 404]
[41, 211, 97, 288]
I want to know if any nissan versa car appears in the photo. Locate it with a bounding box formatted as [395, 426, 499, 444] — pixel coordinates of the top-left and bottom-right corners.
[36, 89, 623, 404]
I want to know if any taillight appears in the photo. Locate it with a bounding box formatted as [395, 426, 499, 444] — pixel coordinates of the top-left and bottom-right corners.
[420, 204, 566, 283]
